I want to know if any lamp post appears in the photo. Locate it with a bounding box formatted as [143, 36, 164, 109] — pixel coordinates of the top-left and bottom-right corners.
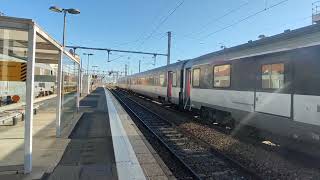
[83, 53, 94, 75]
[50, 6, 80, 138]
[49, 6, 80, 47]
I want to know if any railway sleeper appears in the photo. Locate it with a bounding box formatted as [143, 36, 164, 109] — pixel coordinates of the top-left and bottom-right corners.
[164, 133, 184, 138]
[158, 127, 176, 132]
[154, 126, 172, 134]
[147, 122, 167, 126]
[182, 148, 209, 155]
[165, 137, 189, 142]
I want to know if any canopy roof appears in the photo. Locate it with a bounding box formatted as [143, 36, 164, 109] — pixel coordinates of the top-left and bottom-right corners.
[0, 16, 79, 64]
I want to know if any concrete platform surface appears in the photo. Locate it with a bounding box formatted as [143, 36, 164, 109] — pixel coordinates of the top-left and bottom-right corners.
[44, 88, 118, 180]
[0, 96, 82, 180]
[1, 87, 172, 180]
[105, 89, 173, 180]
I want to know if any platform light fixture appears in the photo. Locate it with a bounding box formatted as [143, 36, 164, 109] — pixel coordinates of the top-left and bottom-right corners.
[49, 6, 80, 47]
[83, 53, 94, 75]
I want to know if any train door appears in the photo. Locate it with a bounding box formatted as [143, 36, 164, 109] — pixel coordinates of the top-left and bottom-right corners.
[254, 61, 291, 117]
[184, 68, 191, 109]
[167, 71, 173, 102]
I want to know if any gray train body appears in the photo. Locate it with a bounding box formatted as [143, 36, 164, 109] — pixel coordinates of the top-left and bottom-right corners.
[118, 24, 320, 142]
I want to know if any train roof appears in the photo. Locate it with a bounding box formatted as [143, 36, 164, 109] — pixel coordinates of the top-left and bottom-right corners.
[185, 23, 320, 67]
[127, 60, 188, 78]
[120, 23, 320, 79]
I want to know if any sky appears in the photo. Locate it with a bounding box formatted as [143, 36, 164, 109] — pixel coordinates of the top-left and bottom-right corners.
[1, 0, 314, 74]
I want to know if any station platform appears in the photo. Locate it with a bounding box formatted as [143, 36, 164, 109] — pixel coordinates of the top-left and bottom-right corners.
[105, 88, 171, 180]
[45, 87, 170, 180]
[0, 87, 171, 180]
[0, 95, 82, 180]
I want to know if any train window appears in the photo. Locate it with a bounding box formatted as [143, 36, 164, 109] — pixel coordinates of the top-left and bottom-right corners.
[159, 74, 165, 86]
[262, 63, 284, 89]
[214, 64, 230, 87]
[172, 72, 177, 87]
[192, 68, 200, 87]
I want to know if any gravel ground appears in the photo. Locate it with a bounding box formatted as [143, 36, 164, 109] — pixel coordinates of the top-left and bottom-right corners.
[125, 91, 320, 180]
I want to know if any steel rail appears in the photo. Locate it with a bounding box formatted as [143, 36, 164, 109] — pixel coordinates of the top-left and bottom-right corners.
[115, 88, 261, 180]
[110, 89, 202, 180]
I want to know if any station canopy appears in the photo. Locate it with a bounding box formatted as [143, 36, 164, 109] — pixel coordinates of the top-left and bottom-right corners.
[0, 16, 78, 65]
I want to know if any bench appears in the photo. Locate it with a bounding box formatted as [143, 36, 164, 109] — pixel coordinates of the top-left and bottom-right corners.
[0, 112, 21, 126]
[0, 102, 44, 126]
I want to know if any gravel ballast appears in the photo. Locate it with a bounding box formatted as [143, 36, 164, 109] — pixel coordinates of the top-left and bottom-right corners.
[125, 91, 320, 180]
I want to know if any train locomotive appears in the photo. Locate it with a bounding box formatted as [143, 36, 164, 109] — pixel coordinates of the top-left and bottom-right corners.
[117, 24, 320, 143]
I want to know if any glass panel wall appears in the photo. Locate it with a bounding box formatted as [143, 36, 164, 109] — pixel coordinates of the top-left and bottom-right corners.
[61, 54, 79, 131]
[34, 63, 57, 97]
[0, 28, 28, 169]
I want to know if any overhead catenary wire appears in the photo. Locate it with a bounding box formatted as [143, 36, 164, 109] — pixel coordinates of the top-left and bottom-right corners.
[183, 1, 250, 38]
[136, 0, 185, 49]
[118, 0, 184, 72]
[123, 1, 185, 73]
[112, 32, 167, 48]
[123, 3, 176, 48]
[200, 0, 290, 41]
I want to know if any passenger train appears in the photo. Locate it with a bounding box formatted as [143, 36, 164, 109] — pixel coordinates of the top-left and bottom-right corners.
[117, 24, 320, 143]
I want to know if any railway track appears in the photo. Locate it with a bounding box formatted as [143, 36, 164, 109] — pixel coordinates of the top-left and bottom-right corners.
[111, 88, 260, 180]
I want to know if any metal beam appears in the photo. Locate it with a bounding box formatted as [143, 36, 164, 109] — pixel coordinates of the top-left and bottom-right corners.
[66, 45, 168, 56]
[24, 23, 36, 174]
[56, 50, 63, 137]
[0, 40, 60, 51]
[167, 31, 171, 65]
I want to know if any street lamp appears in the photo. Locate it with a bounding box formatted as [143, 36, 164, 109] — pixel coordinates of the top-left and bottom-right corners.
[83, 53, 94, 75]
[50, 6, 80, 138]
[49, 6, 80, 47]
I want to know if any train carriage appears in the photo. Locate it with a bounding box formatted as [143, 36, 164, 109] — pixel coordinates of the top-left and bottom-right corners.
[120, 60, 187, 104]
[117, 23, 320, 143]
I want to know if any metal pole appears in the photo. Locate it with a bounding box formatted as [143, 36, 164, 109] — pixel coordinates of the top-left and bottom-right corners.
[139, 60, 141, 73]
[77, 62, 80, 111]
[167, 31, 171, 65]
[24, 24, 36, 174]
[107, 50, 110, 62]
[56, 11, 67, 138]
[56, 51, 63, 137]
[126, 64, 130, 75]
[125, 64, 127, 76]
[86, 54, 90, 75]
[117, 72, 119, 82]
[80, 57, 83, 96]
[62, 11, 67, 47]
